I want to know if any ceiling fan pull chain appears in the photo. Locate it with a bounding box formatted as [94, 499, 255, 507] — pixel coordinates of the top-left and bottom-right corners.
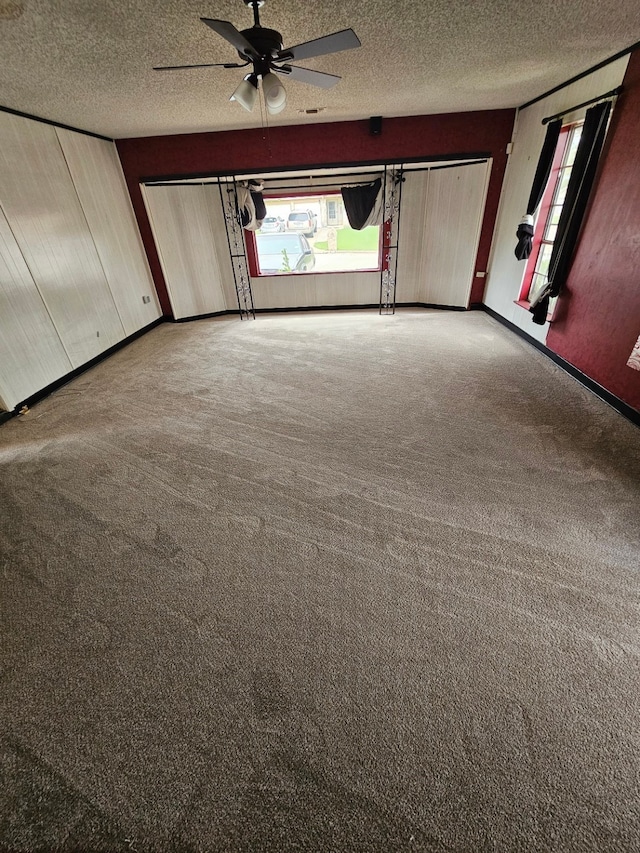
[260, 86, 273, 157]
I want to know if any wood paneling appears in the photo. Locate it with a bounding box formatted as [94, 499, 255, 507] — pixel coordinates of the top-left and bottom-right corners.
[203, 185, 238, 311]
[0, 206, 72, 409]
[56, 129, 161, 334]
[398, 162, 491, 307]
[395, 170, 429, 304]
[143, 160, 487, 316]
[251, 271, 380, 310]
[142, 185, 227, 319]
[0, 113, 124, 366]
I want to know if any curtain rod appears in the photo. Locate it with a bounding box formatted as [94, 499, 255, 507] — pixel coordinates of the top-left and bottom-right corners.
[237, 161, 488, 194]
[262, 170, 383, 185]
[145, 160, 489, 191]
[263, 181, 375, 193]
[542, 86, 622, 125]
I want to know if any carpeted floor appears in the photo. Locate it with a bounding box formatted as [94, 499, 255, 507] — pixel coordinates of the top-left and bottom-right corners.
[1, 309, 639, 853]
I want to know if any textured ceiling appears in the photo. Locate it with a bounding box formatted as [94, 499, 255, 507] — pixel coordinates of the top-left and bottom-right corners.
[1, 0, 640, 139]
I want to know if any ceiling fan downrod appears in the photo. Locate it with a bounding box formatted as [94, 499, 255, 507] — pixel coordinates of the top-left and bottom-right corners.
[244, 0, 265, 28]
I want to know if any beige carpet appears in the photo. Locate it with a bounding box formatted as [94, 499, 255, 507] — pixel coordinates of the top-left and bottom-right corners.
[1, 309, 639, 852]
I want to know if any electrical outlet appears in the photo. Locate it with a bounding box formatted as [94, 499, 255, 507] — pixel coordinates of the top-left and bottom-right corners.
[142, 295, 151, 304]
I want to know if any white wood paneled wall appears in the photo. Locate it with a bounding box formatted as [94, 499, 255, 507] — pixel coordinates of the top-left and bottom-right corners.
[0, 115, 125, 364]
[203, 185, 237, 310]
[0, 111, 161, 411]
[252, 271, 380, 310]
[57, 129, 160, 335]
[397, 161, 491, 307]
[142, 184, 229, 318]
[142, 165, 492, 315]
[144, 180, 382, 312]
[0, 206, 72, 407]
[484, 56, 629, 342]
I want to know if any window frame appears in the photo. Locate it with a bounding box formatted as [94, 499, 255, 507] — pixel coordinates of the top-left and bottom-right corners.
[516, 120, 584, 317]
[245, 189, 383, 278]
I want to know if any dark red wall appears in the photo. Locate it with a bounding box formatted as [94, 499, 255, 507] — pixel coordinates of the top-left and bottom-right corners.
[116, 110, 515, 315]
[546, 50, 640, 412]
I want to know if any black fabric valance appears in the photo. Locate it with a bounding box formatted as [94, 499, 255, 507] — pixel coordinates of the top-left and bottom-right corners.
[341, 178, 382, 230]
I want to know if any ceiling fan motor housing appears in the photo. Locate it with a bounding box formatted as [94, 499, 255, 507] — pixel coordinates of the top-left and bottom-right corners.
[239, 27, 283, 60]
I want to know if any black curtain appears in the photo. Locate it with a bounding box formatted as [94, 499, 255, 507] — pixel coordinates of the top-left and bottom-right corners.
[341, 179, 382, 230]
[514, 119, 562, 259]
[530, 100, 612, 324]
[239, 180, 266, 228]
[250, 187, 267, 222]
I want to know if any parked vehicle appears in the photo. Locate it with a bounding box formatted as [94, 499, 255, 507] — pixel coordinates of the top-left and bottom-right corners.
[260, 215, 285, 233]
[255, 233, 316, 274]
[286, 210, 317, 237]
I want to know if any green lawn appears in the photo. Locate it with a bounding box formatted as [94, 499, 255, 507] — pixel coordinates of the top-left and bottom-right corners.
[315, 226, 379, 252]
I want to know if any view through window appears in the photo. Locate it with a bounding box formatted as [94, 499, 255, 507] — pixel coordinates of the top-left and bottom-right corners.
[251, 192, 381, 276]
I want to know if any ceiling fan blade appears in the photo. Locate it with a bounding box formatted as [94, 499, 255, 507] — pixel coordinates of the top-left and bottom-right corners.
[200, 18, 260, 60]
[274, 64, 341, 89]
[153, 62, 247, 71]
[277, 28, 360, 62]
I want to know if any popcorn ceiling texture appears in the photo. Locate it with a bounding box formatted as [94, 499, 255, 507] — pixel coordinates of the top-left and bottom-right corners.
[1, 0, 640, 137]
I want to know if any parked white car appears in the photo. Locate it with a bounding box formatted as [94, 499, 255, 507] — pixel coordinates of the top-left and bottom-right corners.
[286, 210, 317, 237]
[260, 216, 285, 233]
[255, 233, 316, 275]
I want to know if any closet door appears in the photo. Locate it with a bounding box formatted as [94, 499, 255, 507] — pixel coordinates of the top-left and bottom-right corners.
[398, 161, 491, 307]
[142, 184, 227, 319]
[56, 129, 161, 335]
[0, 206, 72, 410]
[0, 113, 124, 366]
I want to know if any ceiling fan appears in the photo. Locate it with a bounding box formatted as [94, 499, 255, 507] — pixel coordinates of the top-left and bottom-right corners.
[154, 0, 361, 115]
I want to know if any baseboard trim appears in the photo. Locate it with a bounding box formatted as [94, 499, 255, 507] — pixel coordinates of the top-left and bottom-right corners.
[413, 303, 468, 311]
[483, 305, 639, 427]
[254, 302, 468, 314]
[172, 303, 469, 319]
[254, 303, 380, 314]
[174, 310, 231, 322]
[2, 317, 166, 424]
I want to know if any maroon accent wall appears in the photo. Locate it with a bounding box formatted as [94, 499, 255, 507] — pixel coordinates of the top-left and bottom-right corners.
[546, 49, 640, 412]
[116, 110, 515, 316]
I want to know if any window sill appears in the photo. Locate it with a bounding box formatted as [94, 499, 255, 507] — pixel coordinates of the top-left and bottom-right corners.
[513, 299, 554, 323]
[254, 267, 381, 279]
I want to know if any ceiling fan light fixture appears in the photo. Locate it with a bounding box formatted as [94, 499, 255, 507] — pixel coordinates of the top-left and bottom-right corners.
[262, 71, 286, 114]
[230, 73, 258, 111]
[266, 98, 286, 115]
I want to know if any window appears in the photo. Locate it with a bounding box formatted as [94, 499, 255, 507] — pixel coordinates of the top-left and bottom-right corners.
[248, 192, 381, 277]
[521, 122, 584, 314]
